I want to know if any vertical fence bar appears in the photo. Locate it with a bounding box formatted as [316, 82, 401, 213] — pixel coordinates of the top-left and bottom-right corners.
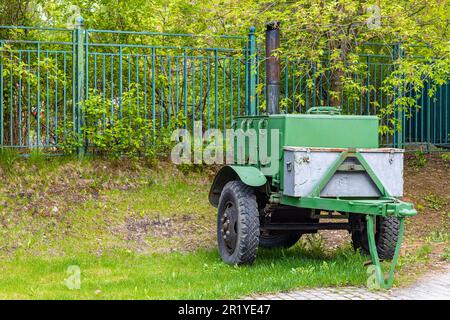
[223, 59, 227, 132]
[393, 43, 404, 148]
[255, 53, 259, 113]
[63, 53, 67, 140]
[427, 80, 431, 151]
[168, 56, 172, 127]
[366, 56, 370, 115]
[244, 47, 248, 115]
[36, 42, 41, 147]
[192, 56, 195, 130]
[84, 28, 89, 152]
[72, 30, 76, 138]
[248, 26, 256, 115]
[110, 55, 114, 120]
[75, 16, 85, 155]
[214, 49, 218, 128]
[0, 40, 3, 146]
[135, 54, 140, 117]
[236, 57, 241, 116]
[27, 53, 31, 146]
[444, 83, 450, 144]
[175, 56, 180, 120]
[207, 57, 211, 130]
[45, 51, 49, 145]
[151, 47, 156, 136]
[85, 30, 89, 101]
[440, 85, 443, 145]
[160, 56, 164, 128]
[102, 54, 106, 100]
[183, 49, 188, 129]
[199, 59, 203, 126]
[93, 54, 97, 91]
[18, 52, 22, 146]
[54, 53, 58, 145]
[9, 50, 12, 146]
[143, 55, 147, 122]
[119, 46, 123, 118]
[284, 57, 288, 109]
[312, 62, 316, 108]
[229, 58, 233, 124]
[292, 61, 296, 112]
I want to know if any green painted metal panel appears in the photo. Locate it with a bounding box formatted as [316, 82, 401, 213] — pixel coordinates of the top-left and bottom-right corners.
[281, 114, 378, 149]
[208, 165, 266, 207]
[229, 165, 267, 187]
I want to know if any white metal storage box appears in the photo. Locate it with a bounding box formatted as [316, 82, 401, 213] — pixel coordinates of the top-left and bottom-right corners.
[283, 147, 404, 198]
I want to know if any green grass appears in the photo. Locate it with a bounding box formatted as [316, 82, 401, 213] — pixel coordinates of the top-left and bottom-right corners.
[0, 247, 368, 299]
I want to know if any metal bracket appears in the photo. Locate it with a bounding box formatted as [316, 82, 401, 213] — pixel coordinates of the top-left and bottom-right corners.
[366, 215, 405, 289]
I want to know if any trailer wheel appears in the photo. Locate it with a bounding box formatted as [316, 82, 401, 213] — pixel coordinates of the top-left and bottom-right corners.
[350, 215, 400, 260]
[217, 181, 260, 265]
[259, 231, 302, 249]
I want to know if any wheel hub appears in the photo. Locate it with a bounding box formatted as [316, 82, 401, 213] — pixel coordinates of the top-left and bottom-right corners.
[221, 203, 237, 253]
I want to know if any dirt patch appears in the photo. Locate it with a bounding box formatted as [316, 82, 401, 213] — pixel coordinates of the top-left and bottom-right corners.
[0, 159, 154, 218]
[112, 214, 191, 242]
[319, 230, 351, 249]
[403, 153, 450, 239]
[110, 213, 215, 253]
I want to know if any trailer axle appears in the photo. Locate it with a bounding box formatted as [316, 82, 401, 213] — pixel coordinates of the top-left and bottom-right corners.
[264, 222, 350, 231]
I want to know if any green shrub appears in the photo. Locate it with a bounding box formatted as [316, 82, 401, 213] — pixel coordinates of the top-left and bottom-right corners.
[57, 123, 83, 156]
[58, 84, 184, 159]
[441, 153, 450, 164]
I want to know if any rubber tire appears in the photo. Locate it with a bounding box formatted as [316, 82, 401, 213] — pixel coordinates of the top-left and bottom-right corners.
[351, 215, 400, 260]
[259, 232, 302, 249]
[217, 181, 260, 265]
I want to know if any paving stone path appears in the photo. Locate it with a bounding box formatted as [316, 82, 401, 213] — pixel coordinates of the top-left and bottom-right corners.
[247, 264, 450, 300]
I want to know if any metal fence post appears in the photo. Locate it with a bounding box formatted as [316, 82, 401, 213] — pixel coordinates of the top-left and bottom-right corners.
[247, 26, 256, 115]
[0, 40, 3, 147]
[393, 43, 404, 149]
[312, 62, 317, 108]
[74, 16, 85, 156]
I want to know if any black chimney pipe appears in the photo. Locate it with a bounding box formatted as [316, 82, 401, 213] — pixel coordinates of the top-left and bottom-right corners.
[265, 21, 280, 115]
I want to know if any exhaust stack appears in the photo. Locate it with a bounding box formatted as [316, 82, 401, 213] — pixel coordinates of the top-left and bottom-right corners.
[265, 22, 280, 115]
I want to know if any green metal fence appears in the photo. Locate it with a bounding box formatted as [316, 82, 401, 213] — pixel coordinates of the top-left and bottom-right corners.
[0, 19, 253, 152]
[0, 21, 449, 153]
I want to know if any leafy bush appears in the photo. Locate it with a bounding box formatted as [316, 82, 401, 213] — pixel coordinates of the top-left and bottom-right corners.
[57, 123, 83, 156]
[441, 153, 450, 165]
[82, 85, 151, 158]
[58, 84, 185, 159]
